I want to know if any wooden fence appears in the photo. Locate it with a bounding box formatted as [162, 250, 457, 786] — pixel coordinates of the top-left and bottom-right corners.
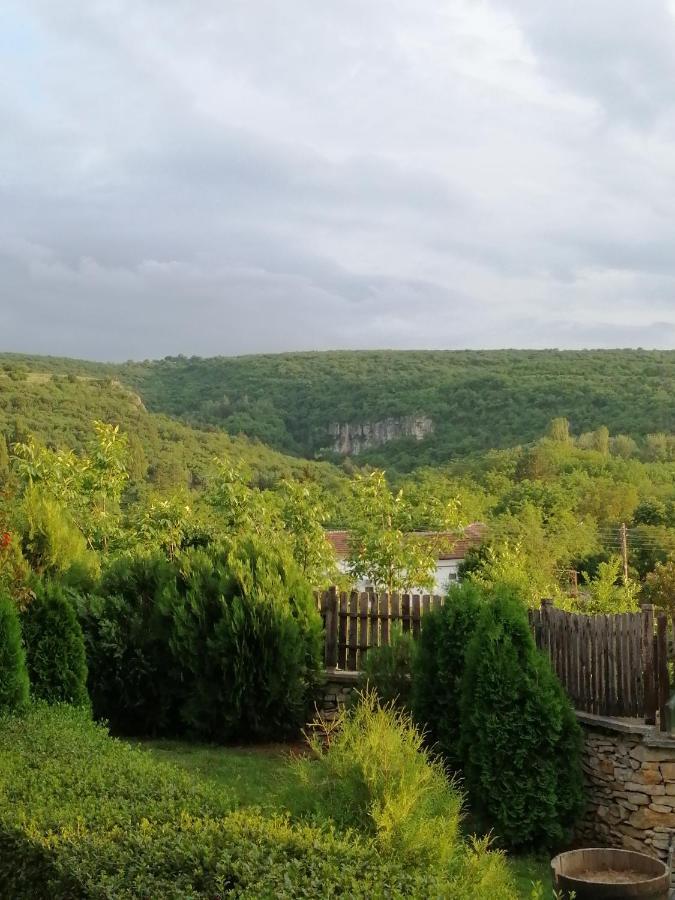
[317, 590, 674, 731]
[316, 587, 445, 672]
[530, 600, 671, 730]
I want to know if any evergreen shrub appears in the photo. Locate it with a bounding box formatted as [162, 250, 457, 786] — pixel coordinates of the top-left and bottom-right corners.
[359, 623, 415, 710]
[411, 582, 483, 769]
[21, 581, 89, 707]
[0, 594, 29, 715]
[76, 552, 181, 736]
[459, 587, 584, 850]
[172, 538, 323, 742]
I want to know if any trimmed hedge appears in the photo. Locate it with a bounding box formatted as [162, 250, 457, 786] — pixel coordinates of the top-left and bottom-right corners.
[411, 582, 483, 769]
[0, 593, 29, 714]
[0, 704, 522, 899]
[21, 581, 89, 707]
[460, 587, 584, 850]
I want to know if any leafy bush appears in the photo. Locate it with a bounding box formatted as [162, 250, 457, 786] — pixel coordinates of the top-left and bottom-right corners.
[459, 587, 584, 850]
[172, 538, 323, 742]
[0, 703, 522, 899]
[0, 594, 29, 714]
[359, 623, 415, 709]
[79, 540, 322, 742]
[21, 581, 89, 707]
[412, 582, 483, 769]
[76, 552, 180, 735]
[293, 693, 523, 899]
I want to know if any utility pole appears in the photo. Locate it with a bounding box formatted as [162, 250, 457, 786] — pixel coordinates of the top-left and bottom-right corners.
[620, 522, 629, 585]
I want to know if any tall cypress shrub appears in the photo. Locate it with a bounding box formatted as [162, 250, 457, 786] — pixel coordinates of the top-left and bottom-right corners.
[411, 582, 483, 770]
[21, 581, 89, 707]
[0, 594, 29, 714]
[172, 538, 323, 742]
[459, 587, 583, 850]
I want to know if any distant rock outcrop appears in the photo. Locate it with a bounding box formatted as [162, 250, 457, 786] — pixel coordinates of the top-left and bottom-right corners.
[328, 416, 434, 455]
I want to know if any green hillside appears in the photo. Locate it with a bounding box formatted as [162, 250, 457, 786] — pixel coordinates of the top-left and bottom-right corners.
[0, 362, 342, 493]
[3, 349, 675, 472]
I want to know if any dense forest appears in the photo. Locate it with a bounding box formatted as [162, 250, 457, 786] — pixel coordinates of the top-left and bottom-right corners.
[3, 349, 674, 470]
[4, 351, 675, 606]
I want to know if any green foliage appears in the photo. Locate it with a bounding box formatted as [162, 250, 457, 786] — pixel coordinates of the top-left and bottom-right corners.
[460, 587, 584, 850]
[295, 692, 518, 899]
[77, 552, 181, 736]
[412, 582, 484, 770]
[18, 489, 99, 586]
[21, 581, 89, 707]
[360, 624, 415, 710]
[571, 556, 639, 614]
[0, 703, 522, 899]
[347, 469, 459, 594]
[172, 539, 323, 742]
[642, 558, 675, 613]
[0, 594, 29, 714]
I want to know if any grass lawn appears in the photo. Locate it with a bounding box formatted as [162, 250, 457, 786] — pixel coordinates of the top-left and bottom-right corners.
[141, 739, 554, 899]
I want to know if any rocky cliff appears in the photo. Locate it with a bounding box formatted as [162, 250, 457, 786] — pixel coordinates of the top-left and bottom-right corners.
[328, 416, 434, 455]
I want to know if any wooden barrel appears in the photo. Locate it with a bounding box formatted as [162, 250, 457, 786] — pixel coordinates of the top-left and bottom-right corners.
[551, 849, 670, 900]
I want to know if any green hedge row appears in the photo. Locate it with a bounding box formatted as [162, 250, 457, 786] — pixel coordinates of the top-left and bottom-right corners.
[0, 704, 515, 899]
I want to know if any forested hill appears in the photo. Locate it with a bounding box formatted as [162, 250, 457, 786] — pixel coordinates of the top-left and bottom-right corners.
[3, 349, 675, 471]
[0, 364, 342, 492]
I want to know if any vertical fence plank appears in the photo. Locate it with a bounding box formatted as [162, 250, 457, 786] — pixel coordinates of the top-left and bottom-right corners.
[325, 586, 338, 669]
[368, 592, 379, 657]
[391, 593, 400, 631]
[379, 593, 390, 649]
[411, 594, 421, 639]
[657, 613, 669, 732]
[642, 605, 657, 726]
[422, 594, 431, 618]
[401, 594, 411, 634]
[347, 591, 359, 671]
[358, 593, 369, 670]
[337, 591, 348, 670]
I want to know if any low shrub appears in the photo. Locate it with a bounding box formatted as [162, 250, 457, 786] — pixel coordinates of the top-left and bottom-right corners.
[359, 623, 415, 709]
[294, 692, 521, 899]
[0, 704, 523, 899]
[0, 593, 29, 714]
[460, 586, 584, 850]
[411, 582, 483, 769]
[21, 581, 89, 707]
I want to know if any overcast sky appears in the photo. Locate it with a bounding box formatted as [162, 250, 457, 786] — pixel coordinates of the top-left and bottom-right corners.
[3, 1, 675, 360]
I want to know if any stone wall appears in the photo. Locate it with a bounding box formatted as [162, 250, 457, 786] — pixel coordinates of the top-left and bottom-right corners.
[317, 669, 360, 720]
[576, 711, 675, 879]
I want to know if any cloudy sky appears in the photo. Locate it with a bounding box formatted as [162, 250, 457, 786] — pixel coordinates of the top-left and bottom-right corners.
[3, 0, 675, 359]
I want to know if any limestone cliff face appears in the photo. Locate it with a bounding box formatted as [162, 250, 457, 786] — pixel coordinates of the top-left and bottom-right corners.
[328, 416, 434, 455]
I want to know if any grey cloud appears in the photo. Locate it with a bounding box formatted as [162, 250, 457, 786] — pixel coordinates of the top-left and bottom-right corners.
[2, 0, 675, 358]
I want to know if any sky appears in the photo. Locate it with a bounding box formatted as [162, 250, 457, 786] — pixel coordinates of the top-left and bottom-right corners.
[3, 1, 675, 360]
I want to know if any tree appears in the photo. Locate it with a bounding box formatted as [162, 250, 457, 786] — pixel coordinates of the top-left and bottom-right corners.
[21, 581, 89, 707]
[573, 556, 639, 614]
[277, 479, 338, 588]
[460, 587, 583, 850]
[0, 435, 8, 480]
[346, 470, 459, 595]
[642, 559, 675, 614]
[548, 417, 571, 444]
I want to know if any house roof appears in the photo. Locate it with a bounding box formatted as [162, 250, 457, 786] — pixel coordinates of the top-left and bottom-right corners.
[325, 523, 486, 561]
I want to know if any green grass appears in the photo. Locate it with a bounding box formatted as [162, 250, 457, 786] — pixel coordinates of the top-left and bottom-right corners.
[141, 739, 554, 898]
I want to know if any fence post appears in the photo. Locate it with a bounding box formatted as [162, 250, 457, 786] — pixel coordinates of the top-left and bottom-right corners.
[657, 612, 669, 732]
[325, 586, 338, 669]
[642, 604, 657, 726]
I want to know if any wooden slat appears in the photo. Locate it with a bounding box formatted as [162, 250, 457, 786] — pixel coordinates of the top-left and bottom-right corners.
[324, 586, 338, 669]
[368, 592, 379, 655]
[358, 592, 369, 669]
[391, 593, 400, 630]
[642, 606, 656, 725]
[337, 591, 348, 670]
[347, 591, 358, 671]
[411, 594, 421, 639]
[657, 613, 669, 731]
[422, 594, 431, 618]
[379, 593, 390, 648]
[401, 594, 411, 634]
